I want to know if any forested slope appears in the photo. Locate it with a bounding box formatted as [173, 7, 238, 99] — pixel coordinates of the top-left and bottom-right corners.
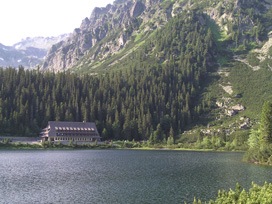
[0, 11, 216, 139]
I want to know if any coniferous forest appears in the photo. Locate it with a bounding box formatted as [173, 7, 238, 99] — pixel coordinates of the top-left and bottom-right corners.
[0, 63, 209, 140]
[0, 12, 214, 140]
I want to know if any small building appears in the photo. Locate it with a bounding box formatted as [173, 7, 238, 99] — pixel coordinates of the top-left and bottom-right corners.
[40, 121, 101, 143]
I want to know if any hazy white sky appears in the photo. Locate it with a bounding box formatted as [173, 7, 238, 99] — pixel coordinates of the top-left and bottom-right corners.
[0, 0, 114, 46]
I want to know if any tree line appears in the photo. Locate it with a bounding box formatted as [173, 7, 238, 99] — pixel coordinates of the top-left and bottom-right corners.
[0, 62, 209, 141]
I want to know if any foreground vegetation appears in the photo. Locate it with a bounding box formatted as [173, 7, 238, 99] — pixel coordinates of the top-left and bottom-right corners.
[189, 182, 272, 204]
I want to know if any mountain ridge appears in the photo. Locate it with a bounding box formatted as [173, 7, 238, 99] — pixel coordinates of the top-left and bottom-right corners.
[0, 34, 70, 69]
[40, 0, 272, 73]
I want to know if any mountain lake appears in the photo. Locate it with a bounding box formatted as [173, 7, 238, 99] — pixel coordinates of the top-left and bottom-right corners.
[0, 150, 272, 204]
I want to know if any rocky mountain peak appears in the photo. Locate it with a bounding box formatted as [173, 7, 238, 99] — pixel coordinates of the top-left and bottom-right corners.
[90, 6, 110, 21]
[80, 18, 90, 30]
[130, 1, 145, 17]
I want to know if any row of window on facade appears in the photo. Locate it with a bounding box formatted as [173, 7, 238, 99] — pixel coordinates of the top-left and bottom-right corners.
[55, 127, 95, 132]
[55, 137, 97, 141]
[56, 133, 98, 136]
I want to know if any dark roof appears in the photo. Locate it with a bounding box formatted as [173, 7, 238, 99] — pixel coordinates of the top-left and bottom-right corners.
[48, 121, 100, 137]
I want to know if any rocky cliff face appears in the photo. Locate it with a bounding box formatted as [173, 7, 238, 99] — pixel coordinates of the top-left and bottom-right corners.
[40, 0, 180, 72]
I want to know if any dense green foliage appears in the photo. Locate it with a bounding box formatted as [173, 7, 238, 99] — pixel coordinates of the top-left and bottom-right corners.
[190, 182, 272, 204]
[177, 129, 249, 151]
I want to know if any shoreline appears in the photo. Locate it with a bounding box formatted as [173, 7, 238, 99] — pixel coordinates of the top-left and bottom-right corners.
[0, 137, 247, 153]
[0, 142, 246, 153]
[122, 147, 245, 153]
[243, 159, 272, 167]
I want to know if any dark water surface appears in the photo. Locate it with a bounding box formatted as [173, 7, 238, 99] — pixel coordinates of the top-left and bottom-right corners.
[0, 150, 272, 204]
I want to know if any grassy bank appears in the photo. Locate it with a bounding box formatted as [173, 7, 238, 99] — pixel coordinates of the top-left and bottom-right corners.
[0, 142, 118, 150]
[0, 143, 41, 150]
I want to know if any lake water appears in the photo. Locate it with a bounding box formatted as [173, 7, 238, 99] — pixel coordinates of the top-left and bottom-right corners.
[0, 150, 272, 204]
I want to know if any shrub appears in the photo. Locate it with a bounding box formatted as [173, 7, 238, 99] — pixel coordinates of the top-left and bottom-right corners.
[201, 137, 212, 149]
[68, 140, 73, 147]
[189, 182, 272, 204]
[3, 139, 9, 145]
[247, 53, 260, 67]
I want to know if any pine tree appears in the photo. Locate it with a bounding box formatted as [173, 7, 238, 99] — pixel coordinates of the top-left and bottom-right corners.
[154, 124, 162, 143]
[260, 102, 272, 145]
[167, 127, 174, 146]
[102, 128, 108, 140]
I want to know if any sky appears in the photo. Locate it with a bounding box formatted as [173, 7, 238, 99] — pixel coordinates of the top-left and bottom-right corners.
[0, 0, 114, 46]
